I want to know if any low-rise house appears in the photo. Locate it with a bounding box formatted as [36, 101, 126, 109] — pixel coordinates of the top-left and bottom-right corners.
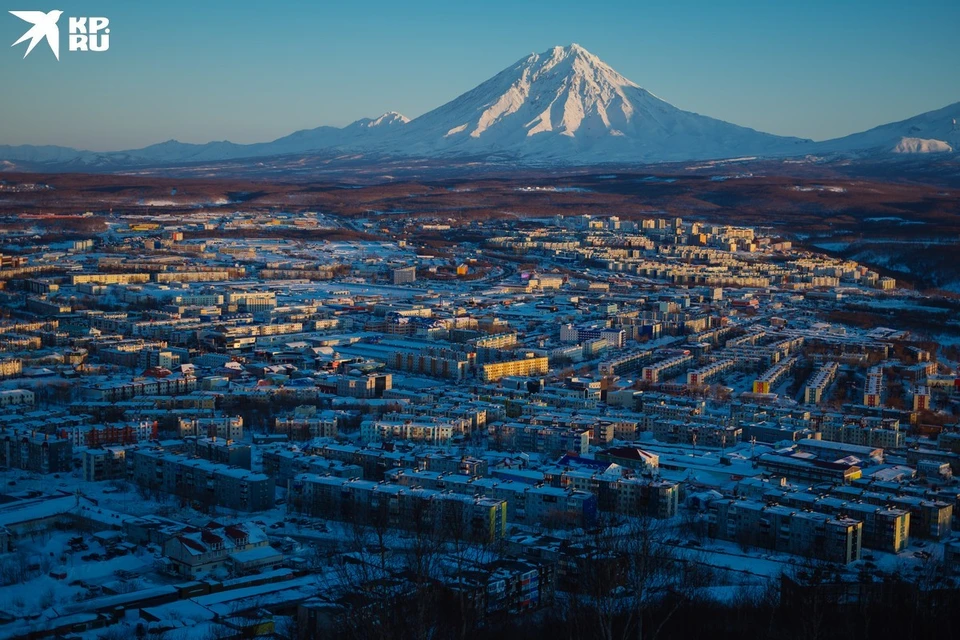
[163, 522, 275, 577]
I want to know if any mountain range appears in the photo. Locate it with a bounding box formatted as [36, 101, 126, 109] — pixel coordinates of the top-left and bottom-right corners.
[1, 44, 957, 169]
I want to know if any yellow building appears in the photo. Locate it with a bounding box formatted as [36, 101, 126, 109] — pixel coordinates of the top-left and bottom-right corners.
[70, 273, 151, 285]
[480, 357, 549, 382]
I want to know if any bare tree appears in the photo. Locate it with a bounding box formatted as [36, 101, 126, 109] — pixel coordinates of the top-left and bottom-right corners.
[565, 513, 709, 640]
[402, 495, 443, 640]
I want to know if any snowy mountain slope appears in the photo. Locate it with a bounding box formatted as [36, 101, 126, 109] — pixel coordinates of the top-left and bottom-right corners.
[347, 112, 411, 130]
[893, 137, 953, 154]
[817, 101, 960, 155]
[388, 44, 810, 162]
[251, 113, 410, 157]
[0, 144, 86, 164]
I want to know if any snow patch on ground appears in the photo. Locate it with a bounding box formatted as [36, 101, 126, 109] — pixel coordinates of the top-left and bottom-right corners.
[445, 124, 468, 138]
[810, 241, 852, 252]
[791, 185, 847, 193]
[640, 176, 677, 183]
[863, 217, 926, 225]
[893, 137, 953, 154]
[515, 186, 593, 193]
[710, 173, 753, 181]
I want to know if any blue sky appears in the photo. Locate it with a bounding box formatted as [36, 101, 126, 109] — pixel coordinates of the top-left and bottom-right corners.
[2, 0, 958, 150]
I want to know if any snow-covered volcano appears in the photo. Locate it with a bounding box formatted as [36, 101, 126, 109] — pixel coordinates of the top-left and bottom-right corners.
[390, 44, 810, 162]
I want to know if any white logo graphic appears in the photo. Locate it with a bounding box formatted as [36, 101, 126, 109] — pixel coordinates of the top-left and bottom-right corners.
[9, 9, 110, 60]
[10, 9, 62, 59]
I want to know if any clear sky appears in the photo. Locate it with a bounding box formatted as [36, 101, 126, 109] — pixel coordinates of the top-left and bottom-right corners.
[2, 0, 958, 151]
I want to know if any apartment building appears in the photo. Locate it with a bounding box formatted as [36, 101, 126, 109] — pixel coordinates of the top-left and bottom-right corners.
[155, 270, 235, 283]
[392, 267, 417, 285]
[492, 423, 590, 456]
[560, 324, 626, 349]
[0, 331, 43, 351]
[410, 401, 488, 434]
[913, 387, 931, 411]
[0, 429, 72, 473]
[708, 498, 862, 564]
[288, 474, 507, 543]
[226, 291, 277, 311]
[820, 417, 904, 450]
[651, 420, 741, 448]
[130, 448, 274, 511]
[636, 393, 706, 426]
[878, 276, 896, 290]
[308, 442, 419, 481]
[804, 361, 838, 405]
[274, 411, 339, 441]
[480, 357, 550, 382]
[70, 273, 151, 285]
[387, 349, 472, 381]
[598, 349, 654, 376]
[82, 447, 129, 481]
[473, 333, 518, 350]
[185, 436, 252, 469]
[864, 366, 884, 407]
[766, 490, 910, 553]
[178, 416, 244, 441]
[612, 477, 679, 518]
[261, 446, 363, 486]
[0, 359, 22, 378]
[0, 389, 35, 408]
[752, 356, 797, 394]
[687, 358, 736, 386]
[829, 485, 953, 540]
[361, 420, 455, 445]
[336, 372, 392, 398]
[593, 419, 642, 441]
[550, 468, 679, 518]
[906, 448, 960, 475]
[416, 452, 488, 477]
[386, 469, 598, 529]
[641, 353, 693, 383]
[60, 422, 157, 448]
[83, 376, 199, 402]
